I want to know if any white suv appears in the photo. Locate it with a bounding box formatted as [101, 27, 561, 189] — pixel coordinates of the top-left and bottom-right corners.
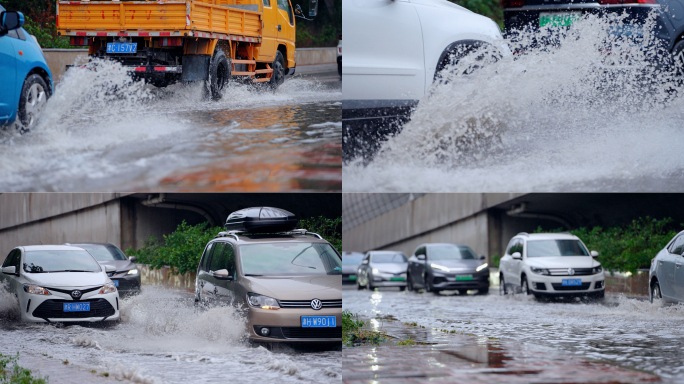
[499, 233, 605, 300]
[342, 0, 510, 157]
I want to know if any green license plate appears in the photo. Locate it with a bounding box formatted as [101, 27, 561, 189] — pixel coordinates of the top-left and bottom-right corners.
[390, 277, 405, 281]
[539, 12, 581, 28]
[455, 275, 473, 281]
[349, 275, 357, 281]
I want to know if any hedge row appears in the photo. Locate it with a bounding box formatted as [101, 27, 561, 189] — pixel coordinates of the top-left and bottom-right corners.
[126, 217, 341, 276]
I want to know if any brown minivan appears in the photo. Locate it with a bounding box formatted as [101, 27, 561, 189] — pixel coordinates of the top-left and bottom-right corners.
[195, 207, 342, 343]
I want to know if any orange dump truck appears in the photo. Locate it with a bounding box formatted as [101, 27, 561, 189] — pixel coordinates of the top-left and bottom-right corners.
[56, 0, 318, 98]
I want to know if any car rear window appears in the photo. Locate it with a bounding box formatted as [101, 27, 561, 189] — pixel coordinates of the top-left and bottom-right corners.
[372, 253, 407, 263]
[72, 244, 127, 261]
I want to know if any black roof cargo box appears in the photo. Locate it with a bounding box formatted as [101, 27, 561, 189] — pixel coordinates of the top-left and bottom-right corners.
[225, 207, 298, 233]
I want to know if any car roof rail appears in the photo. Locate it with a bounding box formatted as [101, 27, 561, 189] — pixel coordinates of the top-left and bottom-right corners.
[516, 232, 529, 237]
[285, 229, 323, 239]
[215, 230, 242, 241]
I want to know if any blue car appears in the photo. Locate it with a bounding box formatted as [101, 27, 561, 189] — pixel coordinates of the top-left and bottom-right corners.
[0, 7, 52, 131]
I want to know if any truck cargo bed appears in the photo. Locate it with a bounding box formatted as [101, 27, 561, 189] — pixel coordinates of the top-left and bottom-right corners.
[57, 1, 261, 41]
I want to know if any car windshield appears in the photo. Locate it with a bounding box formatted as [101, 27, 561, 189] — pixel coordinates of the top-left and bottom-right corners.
[372, 253, 407, 263]
[429, 245, 477, 260]
[23, 250, 102, 273]
[239, 242, 342, 276]
[527, 240, 589, 257]
[72, 244, 127, 261]
[343, 253, 364, 265]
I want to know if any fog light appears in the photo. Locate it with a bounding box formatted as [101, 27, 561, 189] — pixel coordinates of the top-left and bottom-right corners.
[260, 327, 270, 336]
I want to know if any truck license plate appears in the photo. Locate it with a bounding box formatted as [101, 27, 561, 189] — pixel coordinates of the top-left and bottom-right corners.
[107, 43, 137, 54]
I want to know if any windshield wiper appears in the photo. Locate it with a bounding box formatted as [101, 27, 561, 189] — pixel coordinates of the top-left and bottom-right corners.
[244, 274, 263, 276]
[49, 270, 93, 272]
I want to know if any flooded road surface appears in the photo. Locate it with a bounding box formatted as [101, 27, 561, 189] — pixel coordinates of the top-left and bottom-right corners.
[0, 286, 341, 384]
[344, 288, 684, 382]
[0, 64, 341, 192]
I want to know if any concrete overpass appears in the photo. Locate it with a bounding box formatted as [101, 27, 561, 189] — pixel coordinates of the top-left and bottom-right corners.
[0, 193, 341, 263]
[342, 193, 684, 261]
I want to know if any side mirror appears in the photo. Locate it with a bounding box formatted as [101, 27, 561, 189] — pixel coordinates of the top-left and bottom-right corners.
[479, 255, 486, 260]
[362, 259, 369, 264]
[417, 254, 426, 261]
[104, 265, 116, 273]
[294, 4, 303, 17]
[213, 269, 234, 280]
[512, 252, 522, 260]
[1, 11, 24, 35]
[129, 256, 138, 263]
[2, 266, 16, 275]
[591, 251, 599, 258]
[309, 0, 318, 17]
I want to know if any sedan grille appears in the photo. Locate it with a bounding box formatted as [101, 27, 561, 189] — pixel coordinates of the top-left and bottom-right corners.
[279, 299, 342, 308]
[32, 299, 115, 319]
[551, 283, 591, 291]
[281, 327, 342, 339]
[548, 268, 594, 276]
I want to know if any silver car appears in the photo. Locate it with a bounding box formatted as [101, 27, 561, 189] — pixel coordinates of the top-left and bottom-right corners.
[649, 230, 684, 303]
[356, 251, 408, 291]
[342, 252, 364, 284]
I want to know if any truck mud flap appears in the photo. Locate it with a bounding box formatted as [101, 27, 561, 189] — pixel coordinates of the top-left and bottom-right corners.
[182, 55, 211, 82]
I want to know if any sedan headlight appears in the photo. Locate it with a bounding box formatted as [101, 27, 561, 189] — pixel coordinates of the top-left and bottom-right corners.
[592, 265, 603, 274]
[126, 269, 139, 275]
[430, 263, 450, 272]
[476, 263, 488, 272]
[372, 268, 379, 274]
[530, 267, 550, 275]
[23, 285, 51, 295]
[247, 292, 280, 310]
[99, 281, 117, 294]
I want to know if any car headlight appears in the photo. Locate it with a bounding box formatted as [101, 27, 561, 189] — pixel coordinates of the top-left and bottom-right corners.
[592, 266, 603, 274]
[372, 268, 379, 274]
[530, 267, 550, 275]
[476, 263, 488, 272]
[431, 263, 450, 272]
[126, 269, 139, 275]
[99, 281, 117, 294]
[23, 284, 51, 295]
[247, 292, 280, 310]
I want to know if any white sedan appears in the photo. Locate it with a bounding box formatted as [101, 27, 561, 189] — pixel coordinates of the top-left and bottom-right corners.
[499, 233, 605, 299]
[0, 245, 120, 323]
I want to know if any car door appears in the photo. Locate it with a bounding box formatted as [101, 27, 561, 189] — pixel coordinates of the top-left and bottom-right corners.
[672, 249, 684, 301]
[502, 239, 523, 287]
[275, 0, 295, 59]
[411, 246, 427, 286]
[203, 242, 225, 303]
[196, 242, 214, 300]
[343, 0, 426, 103]
[1, 249, 21, 295]
[0, 32, 17, 119]
[661, 235, 684, 299]
[214, 242, 238, 306]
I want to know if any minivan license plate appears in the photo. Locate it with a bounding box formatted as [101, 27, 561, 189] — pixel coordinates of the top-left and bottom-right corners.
[562, 279, 582, 286]
[107, 43, 137, 54]
[63, 302, 90, 312]
[301, 316, 336, 327]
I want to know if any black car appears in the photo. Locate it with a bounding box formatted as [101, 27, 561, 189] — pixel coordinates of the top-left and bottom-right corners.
[502, 0, 682, 69]
[407, 243, 490, 295]
[67, 242, 141, 295]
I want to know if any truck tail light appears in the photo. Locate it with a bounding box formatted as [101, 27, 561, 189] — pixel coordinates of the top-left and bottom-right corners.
[70, 36, 92, 46]
[502, 0, 526, 7]
[159, 37, 182, 47]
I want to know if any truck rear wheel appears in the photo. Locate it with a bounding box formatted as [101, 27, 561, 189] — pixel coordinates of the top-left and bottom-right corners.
[208, 50, 231, 100]
[269, 50, 285, 90]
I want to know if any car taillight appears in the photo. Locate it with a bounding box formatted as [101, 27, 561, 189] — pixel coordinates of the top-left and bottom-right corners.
[503, 0, 526, 7]
[70, 37, 92, 46]
[159, 37, 182, 47]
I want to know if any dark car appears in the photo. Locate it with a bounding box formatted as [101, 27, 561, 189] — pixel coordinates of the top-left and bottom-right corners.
[342, 252, 364, 284]
[67, 243, 141, 295]
[407, 243, 490, 295]
[502, 0, 682, 70]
